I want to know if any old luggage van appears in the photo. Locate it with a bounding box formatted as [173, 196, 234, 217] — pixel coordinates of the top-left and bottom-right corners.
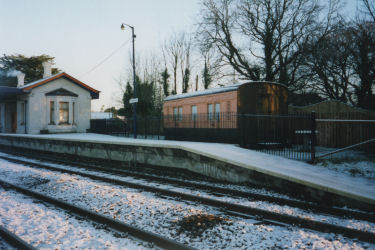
[163, 81, 288, 143]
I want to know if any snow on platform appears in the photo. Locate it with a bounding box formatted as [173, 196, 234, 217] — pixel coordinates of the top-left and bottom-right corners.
[3, 133, 375, 206]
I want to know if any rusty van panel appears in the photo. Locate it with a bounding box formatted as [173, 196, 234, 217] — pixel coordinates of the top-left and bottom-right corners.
[237, 82, 288, 115]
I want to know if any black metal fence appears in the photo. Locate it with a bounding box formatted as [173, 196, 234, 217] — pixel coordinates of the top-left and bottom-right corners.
[90, 118, 127, 135]
[90, 112, 316, 162]
[238, 113, 316, 162]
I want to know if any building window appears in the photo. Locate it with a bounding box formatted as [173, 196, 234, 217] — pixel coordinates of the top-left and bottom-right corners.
[20, 102, 25, 125]
[178, 107, 182, 121]
[173, 107, 178, 120]
[59, 102, 69, 124]
[208, 104, 213, 120]
[72, 102, 75, 124]
[226, 101, 231, 120]
[50, 101, 55, 124]
[192, 105, 197, 120]
[215, 103, 220, 120]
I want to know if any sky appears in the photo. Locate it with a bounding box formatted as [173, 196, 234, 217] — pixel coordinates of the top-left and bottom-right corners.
[0, 0, 360, 111]
[0, 0, 201, 111]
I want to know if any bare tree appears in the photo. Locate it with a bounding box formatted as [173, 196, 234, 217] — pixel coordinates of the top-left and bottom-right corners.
[197, 0, 340, 91]
[349, 20, 375, 109]
[179, 33, 193, 93]
[361, 0, 375, 22]
[162, 32, 198, 94]
[197, 42, 225, 89]
[302, 24, 356, 103]
[162, 33, 184, 94]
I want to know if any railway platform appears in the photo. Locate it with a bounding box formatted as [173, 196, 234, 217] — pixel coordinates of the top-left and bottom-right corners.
[0, 133, 374, 210]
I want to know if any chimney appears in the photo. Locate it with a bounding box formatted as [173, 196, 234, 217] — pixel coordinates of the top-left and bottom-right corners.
[17, 73, 25, 87]
[42, 61, 52, 78]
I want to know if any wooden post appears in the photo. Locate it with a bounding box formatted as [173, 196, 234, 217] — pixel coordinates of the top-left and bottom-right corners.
[310, 111, 316, 164]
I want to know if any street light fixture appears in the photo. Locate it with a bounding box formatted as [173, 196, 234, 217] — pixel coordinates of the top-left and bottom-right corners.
[121, 22, 137, 138]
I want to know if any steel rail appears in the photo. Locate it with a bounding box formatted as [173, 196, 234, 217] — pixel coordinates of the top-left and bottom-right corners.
[1, 156, 375, 244]
[0, 225, 37, 250]
[0, 180, 193, 250]
[1, 153, 373, 223]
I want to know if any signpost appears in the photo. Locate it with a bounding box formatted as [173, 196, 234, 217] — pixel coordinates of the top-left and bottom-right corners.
[129, 98, 138, 104]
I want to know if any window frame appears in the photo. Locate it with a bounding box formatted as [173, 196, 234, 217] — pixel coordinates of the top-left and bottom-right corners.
[20, 102, 25, 125]
[173, 107, 178, 121]
[208, 104, 213, 120]
[72, 102, 75, 124]
[191, 105, 197, 120]
[178, 106, 182, 121]
[215, 103, 220, 121]
[59, 101, 69, 125]
[49, 101, 55, 125]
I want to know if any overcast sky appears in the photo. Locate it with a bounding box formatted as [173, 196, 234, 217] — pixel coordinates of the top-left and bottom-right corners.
[0, 0, 201, 110]
[0, 0, 360, 111]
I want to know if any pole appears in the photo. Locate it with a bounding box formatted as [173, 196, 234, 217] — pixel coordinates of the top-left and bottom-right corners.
[310, 111, 316, 164]
[131, 26, 137, 139]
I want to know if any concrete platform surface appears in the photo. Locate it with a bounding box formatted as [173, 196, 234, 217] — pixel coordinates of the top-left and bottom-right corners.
[1, 133, 375, 206]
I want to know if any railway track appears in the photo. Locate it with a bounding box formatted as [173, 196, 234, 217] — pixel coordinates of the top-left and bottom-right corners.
[0, 224, 37, 250]
[0, 152, 373, 223]
[0, 179, 192, 250]
[1, 154, 375, 244]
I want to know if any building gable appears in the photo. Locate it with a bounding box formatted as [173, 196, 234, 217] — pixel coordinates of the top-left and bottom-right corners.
[21, 72, 99, 99]
[45, 88, 78, 97]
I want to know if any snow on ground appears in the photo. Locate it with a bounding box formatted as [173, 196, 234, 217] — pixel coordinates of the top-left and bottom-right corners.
[0, 157, 373, 249]
[0, 187, 151, 249]
[5, 133, 375, 203]
[1, 153, 374, 234]
[316, 147, 375, 180]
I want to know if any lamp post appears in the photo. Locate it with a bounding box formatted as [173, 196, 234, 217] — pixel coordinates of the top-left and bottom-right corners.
[121, 23, 137, 138]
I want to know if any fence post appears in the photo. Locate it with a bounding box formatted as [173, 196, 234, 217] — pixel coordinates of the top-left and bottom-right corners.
[310, 111, 316, 164]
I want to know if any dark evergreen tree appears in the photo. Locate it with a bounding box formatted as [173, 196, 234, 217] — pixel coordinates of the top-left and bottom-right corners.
[182, 68, 190, 93]
[0, 54, 60, 86]
[122, 81, 134, 118]
[202, 61, 212, 89]
[137, 79, 157, 115]
[123, 75, 162, 117]
[160, 68, 170, 97]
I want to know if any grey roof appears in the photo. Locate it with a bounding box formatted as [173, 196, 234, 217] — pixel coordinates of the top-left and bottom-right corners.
[19, 72, 62, 89]
[0, 86, 26, 100]
[164, 81, 288, 102]
[164, 83, 244, 101]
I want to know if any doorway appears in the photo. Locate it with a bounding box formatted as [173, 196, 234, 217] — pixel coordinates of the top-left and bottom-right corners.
[11, 111, 17, 133]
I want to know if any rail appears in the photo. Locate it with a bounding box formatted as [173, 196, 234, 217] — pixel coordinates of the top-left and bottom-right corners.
[0, 224, 36, 250]
[1, 154, 375, 243]
[1, 153, 373, 222]
[0, 180, 193, 250]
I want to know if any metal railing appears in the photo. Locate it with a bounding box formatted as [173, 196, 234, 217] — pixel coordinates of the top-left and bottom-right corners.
[238, 113, 316, 162]
[90, 112, 316, 162]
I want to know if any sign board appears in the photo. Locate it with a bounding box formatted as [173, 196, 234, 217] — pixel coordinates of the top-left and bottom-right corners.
[129, 98, 138, 104]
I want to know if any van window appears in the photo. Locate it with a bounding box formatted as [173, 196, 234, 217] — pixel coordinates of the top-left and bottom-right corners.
[192, 105, 197, 120]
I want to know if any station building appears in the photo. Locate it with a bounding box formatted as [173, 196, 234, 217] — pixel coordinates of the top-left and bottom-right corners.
[0, 63, 99, 134]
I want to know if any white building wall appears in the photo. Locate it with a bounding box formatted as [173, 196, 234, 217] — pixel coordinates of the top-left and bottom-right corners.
[26, 78, 92, 134]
